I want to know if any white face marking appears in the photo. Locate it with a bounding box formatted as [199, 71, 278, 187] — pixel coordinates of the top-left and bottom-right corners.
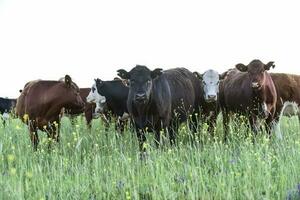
[202, 70, 220, 102]
[86, 82, 106, 113]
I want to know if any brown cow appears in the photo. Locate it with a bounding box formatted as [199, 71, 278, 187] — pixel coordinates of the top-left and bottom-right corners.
[270, 73, 300, 119]
[16, 75, 85, 150]
[219, 59, 277, 141]
[270, 73, 300, 138]
[63, 88, 97, 129]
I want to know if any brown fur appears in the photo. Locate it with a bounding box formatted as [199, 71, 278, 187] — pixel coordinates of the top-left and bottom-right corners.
[271, 73, 300, 120]
[63, 88, 96, 128]
[16, 76, 84, 150]
[219, 60, 277, 140]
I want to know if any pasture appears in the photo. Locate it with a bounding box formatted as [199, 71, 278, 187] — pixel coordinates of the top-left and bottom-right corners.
[1, 115, 300, 199]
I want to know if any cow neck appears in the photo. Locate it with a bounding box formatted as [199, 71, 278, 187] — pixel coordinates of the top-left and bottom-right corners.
[250, 86, 265, 114]
[133, 91, 154, 127]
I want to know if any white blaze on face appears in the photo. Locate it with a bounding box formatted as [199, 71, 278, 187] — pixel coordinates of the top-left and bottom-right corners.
[86, 83, 106, 113]
[202, 69, 220, 102]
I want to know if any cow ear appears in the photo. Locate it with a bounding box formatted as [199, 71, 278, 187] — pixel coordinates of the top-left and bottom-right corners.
[151, 68, 163, 79]
[95, 78, 103, 86]
[117, 69, 130, 79]
[265, 61, 275, 71]
[219, 71, 228, 80]
[235, 63, 248, 72]
[65, 75, 72, 87]
[193, 72, 203, 80]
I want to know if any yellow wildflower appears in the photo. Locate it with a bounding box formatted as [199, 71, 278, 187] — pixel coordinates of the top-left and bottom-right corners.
[7, 154, 15, 162]
[26, 171, 33, 179]
[23, 114, 29, 122]
[10, 168, 16, 176]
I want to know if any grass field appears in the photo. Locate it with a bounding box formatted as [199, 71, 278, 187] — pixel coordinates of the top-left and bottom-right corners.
[1, 115, 300, 200]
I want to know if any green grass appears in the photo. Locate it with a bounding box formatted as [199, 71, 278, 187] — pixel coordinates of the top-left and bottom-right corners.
[0, 115, 300, 200]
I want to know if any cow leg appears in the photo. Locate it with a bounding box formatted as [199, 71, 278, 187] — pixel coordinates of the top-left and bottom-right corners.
[101, 114, 110, 132]
[169, 120, 178, 146]
[85, 111, 92, 130]
[188, 114, 199, 144]
[29, 121, 39, 151]
[54, 122, 60, 143]
[136, 128, 146, 152]
[222, 111, 230, 142]
[249, 115, 259, 137]
[154, 125, 161, 148]
[208, 113, 217, 139]
[265, 116, 274, 138]
[115, 117, 125, 135]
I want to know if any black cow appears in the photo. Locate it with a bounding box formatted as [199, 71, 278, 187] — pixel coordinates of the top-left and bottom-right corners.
[117, 65, 202, 151]
[0, 97, 17, 125]
[87, 79, 129, 133]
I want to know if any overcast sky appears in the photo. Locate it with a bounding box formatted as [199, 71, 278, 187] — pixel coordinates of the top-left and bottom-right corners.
[0, 0, 300, 98]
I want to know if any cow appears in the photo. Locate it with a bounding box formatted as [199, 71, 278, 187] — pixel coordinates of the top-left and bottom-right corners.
[16, 75, 85, 150]
[271, 73, 300, 119]
[270, 73, 300, 138]
[0, 97, 17, 126]
[193, 69, 222, 136]
[62, 88, 97, 129]
[86, 79, 129, 133]
[117, 65, 202, 152]
[219, 59, 277, 141]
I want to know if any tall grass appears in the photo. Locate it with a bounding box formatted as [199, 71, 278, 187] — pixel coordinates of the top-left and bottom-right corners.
[0, 115, 300, 199]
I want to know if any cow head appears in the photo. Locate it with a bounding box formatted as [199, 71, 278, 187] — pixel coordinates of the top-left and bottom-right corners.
[194, 70, 221, 103]
[86, 79, 107, 113]
[236, 59, 275, 90]
[62, 75, 85, 110]
[117, 65, 163, 106]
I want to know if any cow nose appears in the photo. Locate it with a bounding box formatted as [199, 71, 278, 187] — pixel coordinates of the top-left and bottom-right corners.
[208, 95, 216, 99]
[252, 82, 260, 88]
[135, 93, 147, 102]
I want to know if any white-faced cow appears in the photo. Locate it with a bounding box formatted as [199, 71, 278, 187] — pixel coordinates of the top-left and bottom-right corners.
[219, 60, 277, 141]
[193, 69, 222, 135]
[117, 65, 202, 152]
[87, 79, 129, 133]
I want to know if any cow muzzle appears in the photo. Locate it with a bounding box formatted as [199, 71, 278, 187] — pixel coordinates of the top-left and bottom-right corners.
[134, 93, 147, 104]
[205, 94, 217, 102]
[252, 82, 261, 89]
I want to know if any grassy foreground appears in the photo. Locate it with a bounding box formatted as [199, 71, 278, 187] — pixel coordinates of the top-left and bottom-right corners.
[0, 115, 300, 200]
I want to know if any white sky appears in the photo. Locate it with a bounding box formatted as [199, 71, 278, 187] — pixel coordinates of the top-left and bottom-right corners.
[1, 0, 300, 98]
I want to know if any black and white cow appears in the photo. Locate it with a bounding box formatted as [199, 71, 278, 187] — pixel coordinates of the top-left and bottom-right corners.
[117, 65, 202, 151]
[193, 69, 222, 135]
[86, 79, 129, 133]
[0, 97, 17, 125]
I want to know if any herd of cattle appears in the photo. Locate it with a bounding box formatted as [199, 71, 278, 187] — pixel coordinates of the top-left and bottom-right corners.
[1, 59, 300, 151]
